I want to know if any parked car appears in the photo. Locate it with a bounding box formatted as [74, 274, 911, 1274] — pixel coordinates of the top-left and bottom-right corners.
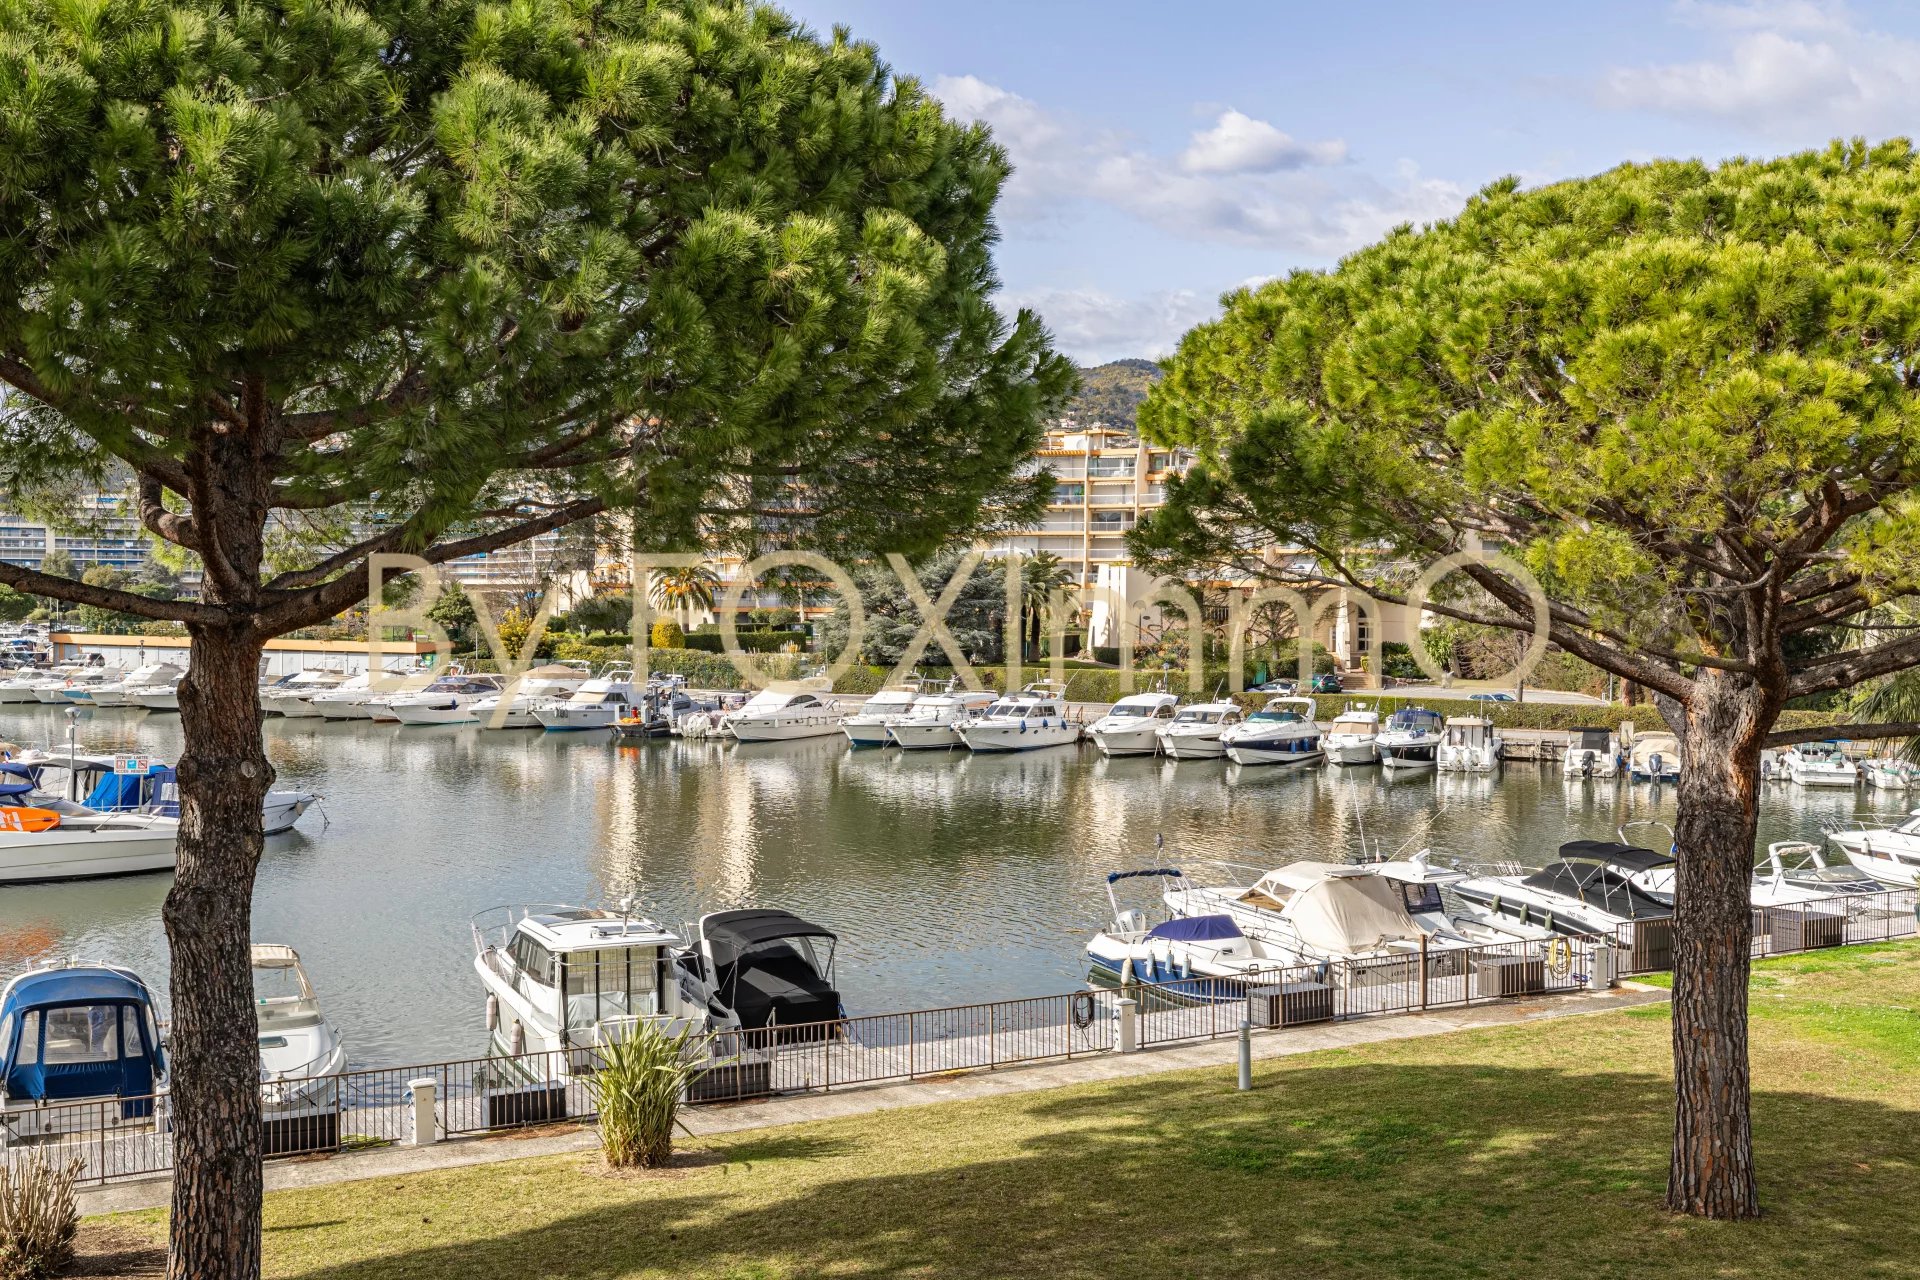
[1309, 674, 1342, 693]
[1468, 691, 1516, 703]
[1251, 678, 1298, 695]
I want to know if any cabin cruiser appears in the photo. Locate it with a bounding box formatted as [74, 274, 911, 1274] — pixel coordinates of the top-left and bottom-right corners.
[471, 662, 594, 730]
[8, 750, 316, 838]
[1826, 813, 1920, 888]
[262, 668, 351, 718]
[388, 673, 508, 725]
[1324, 703, 1381, 765]
[1164, 860, 1456, 965]
[252, 945, 347, 1112]
[1157, 700, 1245, 760]
[1437, 716, 1502, 772]
[0, 668, 49, 704]
[1562, 727, 1620, 778]
[1087, 869, 1307, 996]
[310, 664, 433, 721]
[885, 688, 997, 750]
[1085, 690, 1180, 757]
[954, 683, 1079, 752]
[1860, 757, 1920, 790]
[1452, 841, 1674, 938]
[0, 961, 166, 1138]
[1220, 695, 1323, 766]
[1376, 707, 1443, 770]
[89, 663, 184, 708]
[533, 667, 637, 731]
[1627, 731, 1680, 783]
[26, 666, 88, 703]
[54, 667, 130, 706]
[1367, 852, 1555, 943]
[1783, 741, 1858, 788]
[726, 688, 844, 743]
[129, 671, 186, 711]
[678, 909, 846, 1040]
[1750, 841, 1886, 905]
[0, 768, 179, 882]
[839, 683, 927, 748]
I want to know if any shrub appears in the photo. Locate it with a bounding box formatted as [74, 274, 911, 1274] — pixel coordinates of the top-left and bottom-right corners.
[588, 1022, 712, 1169]
[649, 619, 686, 649]
[0, 1152, 81, 1280]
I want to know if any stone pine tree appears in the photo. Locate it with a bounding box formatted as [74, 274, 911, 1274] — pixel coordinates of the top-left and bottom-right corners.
[0, 2, 1071, 1275]
[1131, 139, 1920, 1220]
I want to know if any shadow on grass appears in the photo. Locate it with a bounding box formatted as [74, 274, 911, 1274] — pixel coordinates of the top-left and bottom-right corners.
[268, 1059, 1920, 1280]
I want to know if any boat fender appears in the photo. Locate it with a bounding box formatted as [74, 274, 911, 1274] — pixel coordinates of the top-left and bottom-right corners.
[508, 1018, 525, 1056]
[484, 993, 498, 1031]
[1119, 956, 1135, 987]
[1071, 992, 1097, 1029]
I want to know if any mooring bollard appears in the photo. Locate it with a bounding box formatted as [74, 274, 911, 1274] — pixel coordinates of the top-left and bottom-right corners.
[1116, 997, 1139, 1053]
[407, 1077, 438, 1146]
[1237, 1020, 1252, 1091]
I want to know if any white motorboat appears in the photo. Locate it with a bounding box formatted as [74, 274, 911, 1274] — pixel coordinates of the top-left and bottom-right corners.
[0, 768, 178, 882]
[10, 748, 317, 836]
[839, 682, 926, 748]
[1859, 757, 1920, 790]
[25, 665, 84, 703]
[1437, 716, 1502, 773]
[1165, 859, 1461, 965]
[1749, 841, 1886, 905]
[885, 688, 997, 750]
[387, 673, 508, 725]
[1324, 702, 1381, 765]
[954, 683, 1079, 752]
[1156, 700, 1244, 760]
[1563, 727, 1620, 778]
[0, 961, 167, 1138]
[533, 666, 637, 731]
[1626, 731, 1680, 783]
[1826, 812, 1920, 888]
[472, 662, 594, 729]
[1783, 741, 1858, 788]
[262, 668, 351, 718]
[1376, 706, 1443, 770]
[129, 673, 185, 711]
[0, 669, 47, 703]
[88, 663, 184, 708]
[727, 688, 844, 742]
[55, 667, 129, 706]
[252, 944, 347, 1112]
[1220, 695, 1323, 766]
[1087, 869, 1307, 994]
[1085, 690, 1180, 757]
[1452, 840, 1674, 938]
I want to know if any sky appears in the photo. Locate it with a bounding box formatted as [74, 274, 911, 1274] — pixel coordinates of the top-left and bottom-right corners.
[778, 0, 1920, 363]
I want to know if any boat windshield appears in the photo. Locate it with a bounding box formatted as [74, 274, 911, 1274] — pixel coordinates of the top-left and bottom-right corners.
[1177, 710, 1222, 724]
[1105, 705, 1152, 719]
[1891, 816, 1920, 836]
[1248, 710, 1303, 723]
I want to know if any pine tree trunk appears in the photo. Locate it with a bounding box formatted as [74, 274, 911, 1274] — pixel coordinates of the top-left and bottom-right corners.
[1663, 671, 1775, 1220]
[164, 623, 271, 1280]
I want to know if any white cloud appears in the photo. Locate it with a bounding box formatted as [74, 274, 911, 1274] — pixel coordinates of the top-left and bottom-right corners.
[1599, 2, 1920, 134]
[1179, 109, 1347, 174]
[1006, 287, 1222, 364]
[931, 75, 1466, 256]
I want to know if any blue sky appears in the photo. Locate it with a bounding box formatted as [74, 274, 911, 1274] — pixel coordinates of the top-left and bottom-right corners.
[779, 0, 1920, 362]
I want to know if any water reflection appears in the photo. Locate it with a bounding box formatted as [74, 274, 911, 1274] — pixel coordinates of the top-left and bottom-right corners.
[0, 702, 1886, 1065]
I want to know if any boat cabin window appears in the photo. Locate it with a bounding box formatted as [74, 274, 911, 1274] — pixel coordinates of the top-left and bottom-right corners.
[1893, 817, 1920, 836]
[1398, 883, 1445, 915]
[562, 947, 660, 1027]
[13, 1012, 36, 1065]
[508, 934, 557, 987]
[43, 1005, 123, 1064]
[1248, 710, 1301, 723]
[1179, 710, 1222, 724]
[1107, 704, 1150, 718]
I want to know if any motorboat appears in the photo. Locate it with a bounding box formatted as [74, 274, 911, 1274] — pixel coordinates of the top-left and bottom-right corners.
[0, 668, 48, 704]
[1452, 841, 1674, 938]
[1859, 757, 1920, 790]
[1826, 812, 1920, 888]
[88, 663, 184, 708]
[1156, 700, 1244, 760]
[8, 750, 317, 838]
[1782, 741, 1858, 788]
[27, 665, 88, 703]
[252, 945, 347, 1112]
[677, 909, 847, 1040]
[1164, 860, 1456, 965]
[55, 667, 129, 706]
[1085, 690, 1180, 757]
[363, 668, 442, 723]
[471, 662, 594, 730]
[954, 683, 1080, 752]
[1324, 703, 1381, 766]
[1086, 869, 1307, 996]
[129, 672, 186, 711]
[1562, 727, 1620, 778]
[611, 680, 706, 740]
[261, 668, 351, 718]
[1375, 707, 1443, 770]
[310, 666, 431, 721]
[1438, 716, 1502, 772]
[840, 682, 928, 748]
[885, 688, 997, 750]
[1626, 731, 1680, 783]
[1367, 852, 1555, 943]
[726, 688, 845, 743]
[533, 667, 638, 731]
[0, 767, 179, 883]
[1750, 841, 1886, 905]
[0, 961, 166, 1137]
[1220, 695, 1323, 766]
[388, 673, 508, 725]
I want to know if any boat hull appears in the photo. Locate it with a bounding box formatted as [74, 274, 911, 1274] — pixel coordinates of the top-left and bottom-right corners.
[133, 689, 180, 711]
[840, 720, 895, 747]
[731, 717, 843, 742]
[1158, 730, 1226, 760]
[1377, 738, 1439, 769]
[263, 792, 316, 836]
[264, 695, 324, 718]
[534, 705, 620, 731]
[1562, 749, 1618, 778]
[1088, 725, 1162, 757]
[1829, 834, 1920, 887]
[0, 686, 39, 704]
[957, 722, 1079, 752]
[390, 701, 477, 725]
[0, 827, 178, 883]
[888, 723, 966, 750]
[1325, 737, 1379, 765]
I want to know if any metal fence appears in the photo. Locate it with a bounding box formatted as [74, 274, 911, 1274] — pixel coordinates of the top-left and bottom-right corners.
[16, 890, 1918, 1187]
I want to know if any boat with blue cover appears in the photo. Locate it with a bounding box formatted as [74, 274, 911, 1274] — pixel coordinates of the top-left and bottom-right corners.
[0, 961, 166, 1140]
[1086, 868, 1308, 1001]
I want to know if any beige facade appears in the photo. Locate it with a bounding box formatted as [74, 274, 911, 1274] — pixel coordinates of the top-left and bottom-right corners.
[992, 423, 1190, 591]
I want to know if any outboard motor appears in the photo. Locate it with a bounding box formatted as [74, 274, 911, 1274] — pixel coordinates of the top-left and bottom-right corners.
[1581, 751, 1593, 777]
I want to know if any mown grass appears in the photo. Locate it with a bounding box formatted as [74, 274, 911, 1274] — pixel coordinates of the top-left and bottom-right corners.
[92, 945, 1920, 1279]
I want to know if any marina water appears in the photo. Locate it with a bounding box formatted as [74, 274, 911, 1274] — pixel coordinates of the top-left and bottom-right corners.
[0, 702, 1889, 1066]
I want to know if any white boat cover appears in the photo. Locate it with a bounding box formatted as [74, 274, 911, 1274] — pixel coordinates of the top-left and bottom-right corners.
[1284, 875, 1424, 954]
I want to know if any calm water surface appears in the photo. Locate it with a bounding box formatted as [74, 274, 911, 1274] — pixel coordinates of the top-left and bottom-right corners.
[0, 703, 1889, 1065]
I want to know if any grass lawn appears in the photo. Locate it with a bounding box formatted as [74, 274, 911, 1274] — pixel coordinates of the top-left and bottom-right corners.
[89, 945, 1920, 1279]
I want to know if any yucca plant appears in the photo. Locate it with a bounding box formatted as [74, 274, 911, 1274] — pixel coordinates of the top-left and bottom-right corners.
[0, 1152, 82, 1280]
[587, 1022, 712, 1169]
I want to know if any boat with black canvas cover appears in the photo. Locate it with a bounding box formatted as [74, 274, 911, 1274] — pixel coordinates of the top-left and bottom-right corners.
[1452, 840, 1675, 937]
[680, 909, 845, 1040]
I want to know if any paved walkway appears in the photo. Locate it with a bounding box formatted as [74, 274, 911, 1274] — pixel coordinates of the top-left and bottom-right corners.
[79, 983, 1668, 1217]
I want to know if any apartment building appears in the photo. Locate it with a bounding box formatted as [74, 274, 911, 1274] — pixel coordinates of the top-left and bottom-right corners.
[992, 422, 1190, 591]
[0, 494, 151, 574]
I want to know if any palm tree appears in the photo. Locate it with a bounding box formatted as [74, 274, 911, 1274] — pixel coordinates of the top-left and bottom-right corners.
[648, 564, 719, 629]
[1017, 551, 1073, 661]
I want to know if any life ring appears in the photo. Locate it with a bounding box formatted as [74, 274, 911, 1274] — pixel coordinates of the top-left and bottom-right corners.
[1071, 992, 1097, 1029]
[1545, 936, 1573, 976]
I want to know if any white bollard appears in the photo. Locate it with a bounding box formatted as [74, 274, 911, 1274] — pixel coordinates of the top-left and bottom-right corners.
[1587, 944, 1616, 991]
[1237, 1020, 1253, 1091]
[407, 1077, 439, 1146]
[1115, 997, 1139, 1053]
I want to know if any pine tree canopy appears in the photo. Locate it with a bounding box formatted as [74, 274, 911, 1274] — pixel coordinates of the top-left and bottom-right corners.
[0, 0, 1071, 626]
[1133, 139, 1920, 709]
